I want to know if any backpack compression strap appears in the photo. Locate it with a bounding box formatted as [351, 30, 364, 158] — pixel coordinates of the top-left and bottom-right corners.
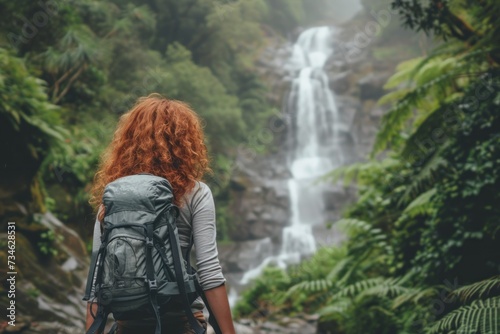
[85, 228, 113, 334]
[167, 221, 206, 334]
[83, 248, 100, 301]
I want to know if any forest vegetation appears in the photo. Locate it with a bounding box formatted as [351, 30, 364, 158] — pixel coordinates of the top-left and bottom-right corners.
[234, 1, 500, 333]
[1, 0, 499, 332]
[0, 0, 339, 242]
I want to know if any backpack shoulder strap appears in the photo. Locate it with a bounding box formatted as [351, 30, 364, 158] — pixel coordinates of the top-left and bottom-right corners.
[167, 220, 206, 334]
[83, 248, 100, 301]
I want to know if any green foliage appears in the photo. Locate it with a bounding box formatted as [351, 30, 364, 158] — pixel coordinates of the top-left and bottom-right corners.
[237, 1, 500, 333]
[0, 48, 68, 161]
[427, 277, 500, 334]
[233, 266, 292, 318]
[1, 0, 307, 237]
[37, 229, 64, 257]
[161, 42, 245, 153]
[234, 246, 348, 318]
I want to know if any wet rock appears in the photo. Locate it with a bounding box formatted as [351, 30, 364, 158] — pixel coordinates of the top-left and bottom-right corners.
[358, 73, 390, 101]
[0, 209, 89, 333]
[234, 323, 256, 334]
[228, 155, 290, 243]
[329, 71, 352, 94]
[222, 239, 274, 273]
[302, 313, 320, 323]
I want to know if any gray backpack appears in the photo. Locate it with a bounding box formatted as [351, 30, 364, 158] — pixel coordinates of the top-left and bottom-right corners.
[83, 173, 221, 334]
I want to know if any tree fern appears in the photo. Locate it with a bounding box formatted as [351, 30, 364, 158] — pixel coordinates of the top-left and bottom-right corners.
[373, 62, 471, 156]
[373, 45, 492, 158]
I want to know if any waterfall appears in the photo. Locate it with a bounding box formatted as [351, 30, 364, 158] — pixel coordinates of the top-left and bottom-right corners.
[240, 26, 342, 285]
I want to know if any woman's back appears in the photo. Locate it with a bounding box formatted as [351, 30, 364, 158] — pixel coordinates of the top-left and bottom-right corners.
[86, 95, 235, 334]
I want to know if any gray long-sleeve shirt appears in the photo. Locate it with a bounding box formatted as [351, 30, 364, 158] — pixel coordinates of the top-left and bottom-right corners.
[89, 180, 226, 313]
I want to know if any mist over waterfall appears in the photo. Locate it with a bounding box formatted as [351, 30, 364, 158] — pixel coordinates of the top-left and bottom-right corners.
[240, 27, 345, 285]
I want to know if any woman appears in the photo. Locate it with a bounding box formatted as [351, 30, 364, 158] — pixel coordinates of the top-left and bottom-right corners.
[86, 94, 236, 334]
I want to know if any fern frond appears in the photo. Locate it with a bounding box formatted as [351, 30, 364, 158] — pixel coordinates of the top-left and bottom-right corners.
[408, 40, 465, 76]
[378, 88, 412, 106]
[371, 57, 471, 157]
[392, 286, 441, 309]
[451, 276, 500, 304]
[358, 278, 414, 300]
[318, 298, 351, 320]
[383, 57, 424, 90]
[400, 99, 463, 161]
[340, 221, 389, 254]
[285, 279, 333, 298]
[336, 218, 373, 233]
[426, 296, 500, 334]
[326, 258, 351, 281]
[399, 150, 448, 205]
[332, 277, 385, 299]
[398, 188, 437, 218]
[320, 159, 398, 186]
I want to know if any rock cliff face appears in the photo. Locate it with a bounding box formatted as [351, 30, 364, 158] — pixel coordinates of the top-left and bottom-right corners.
[0, 210, 89, 333]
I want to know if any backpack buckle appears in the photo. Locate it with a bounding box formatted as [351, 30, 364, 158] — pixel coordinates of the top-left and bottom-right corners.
[148, 279, 158, 290]
[146, 237, 154, 248]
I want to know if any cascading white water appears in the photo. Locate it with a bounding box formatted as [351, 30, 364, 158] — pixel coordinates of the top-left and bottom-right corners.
[240, 26, 343, 285]
[283, 26, 344, 259]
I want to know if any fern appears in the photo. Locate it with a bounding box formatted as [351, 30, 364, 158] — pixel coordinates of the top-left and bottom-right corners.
[320, 159, 398, 186]
[358, 278, 415, 300]
[396, 188, 437, 222]
[373, 64, 470, 156]
[285, 279, 333, 296]
[326, 257, 351, 281]
[373, 46, 491, 157]
[332, 277, 386, 299]
[399, 150, 448, 205]
[392, 286, 441, 309]
[427, 296, 500, 334]
[318, 298, 351, 320]
[337, 219, 393, 256]
[400, 103, 459, 161]
[451, 276, 500, 304]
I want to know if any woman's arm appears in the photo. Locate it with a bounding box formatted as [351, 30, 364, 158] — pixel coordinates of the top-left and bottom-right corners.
[204, 284, 236, 334]
[85, 302, 101, 333]
[189, 182, 235, 333]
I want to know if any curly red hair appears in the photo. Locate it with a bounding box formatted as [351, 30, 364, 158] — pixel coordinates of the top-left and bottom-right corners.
[89, 94, 212, 222]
